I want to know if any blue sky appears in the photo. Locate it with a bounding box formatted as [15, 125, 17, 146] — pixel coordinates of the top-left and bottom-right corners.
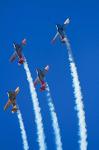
[0, 0, 99, 149]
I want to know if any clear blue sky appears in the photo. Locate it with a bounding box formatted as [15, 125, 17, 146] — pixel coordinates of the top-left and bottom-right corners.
[0, 0, 99, 149]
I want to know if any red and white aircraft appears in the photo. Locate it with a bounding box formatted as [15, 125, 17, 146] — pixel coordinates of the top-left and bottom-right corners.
[10, 39, 26, 65]
[34, 65, 49, 91]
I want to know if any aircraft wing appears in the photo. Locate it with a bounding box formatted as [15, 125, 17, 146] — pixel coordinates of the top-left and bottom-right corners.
[10, 52, 17, 62]
[15, 87, 20, 96]
[64, 18, 70, 25]
[51, 32, 59, 43]
[4, 99, 12, 111]
[34, 77, 39, 87]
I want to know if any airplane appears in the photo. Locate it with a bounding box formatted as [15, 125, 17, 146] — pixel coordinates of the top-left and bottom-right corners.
[4, 87, 20, 113]
[51, 18, 70, 43]
[9, 38, 26, 65]
[34, 65, 49, 91]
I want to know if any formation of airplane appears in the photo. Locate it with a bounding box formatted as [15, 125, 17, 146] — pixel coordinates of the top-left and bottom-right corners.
[4, 87, 20, 113]
[10, 38, 26, 65]
[34, 65, 49, 91]
[4, 18, 69, 113]
[51, 18, 70, 43]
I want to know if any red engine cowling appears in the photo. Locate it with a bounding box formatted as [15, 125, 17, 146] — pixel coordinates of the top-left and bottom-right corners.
[40, 84, 46, 91]
[18, 58, 24, 64]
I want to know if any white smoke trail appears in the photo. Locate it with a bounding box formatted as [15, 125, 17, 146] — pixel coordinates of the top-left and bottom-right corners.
[46, 83, 63, 150]
[17, 109, 29, 150]
[23, 60, 46, 150]
[65, 37, 87, 150]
